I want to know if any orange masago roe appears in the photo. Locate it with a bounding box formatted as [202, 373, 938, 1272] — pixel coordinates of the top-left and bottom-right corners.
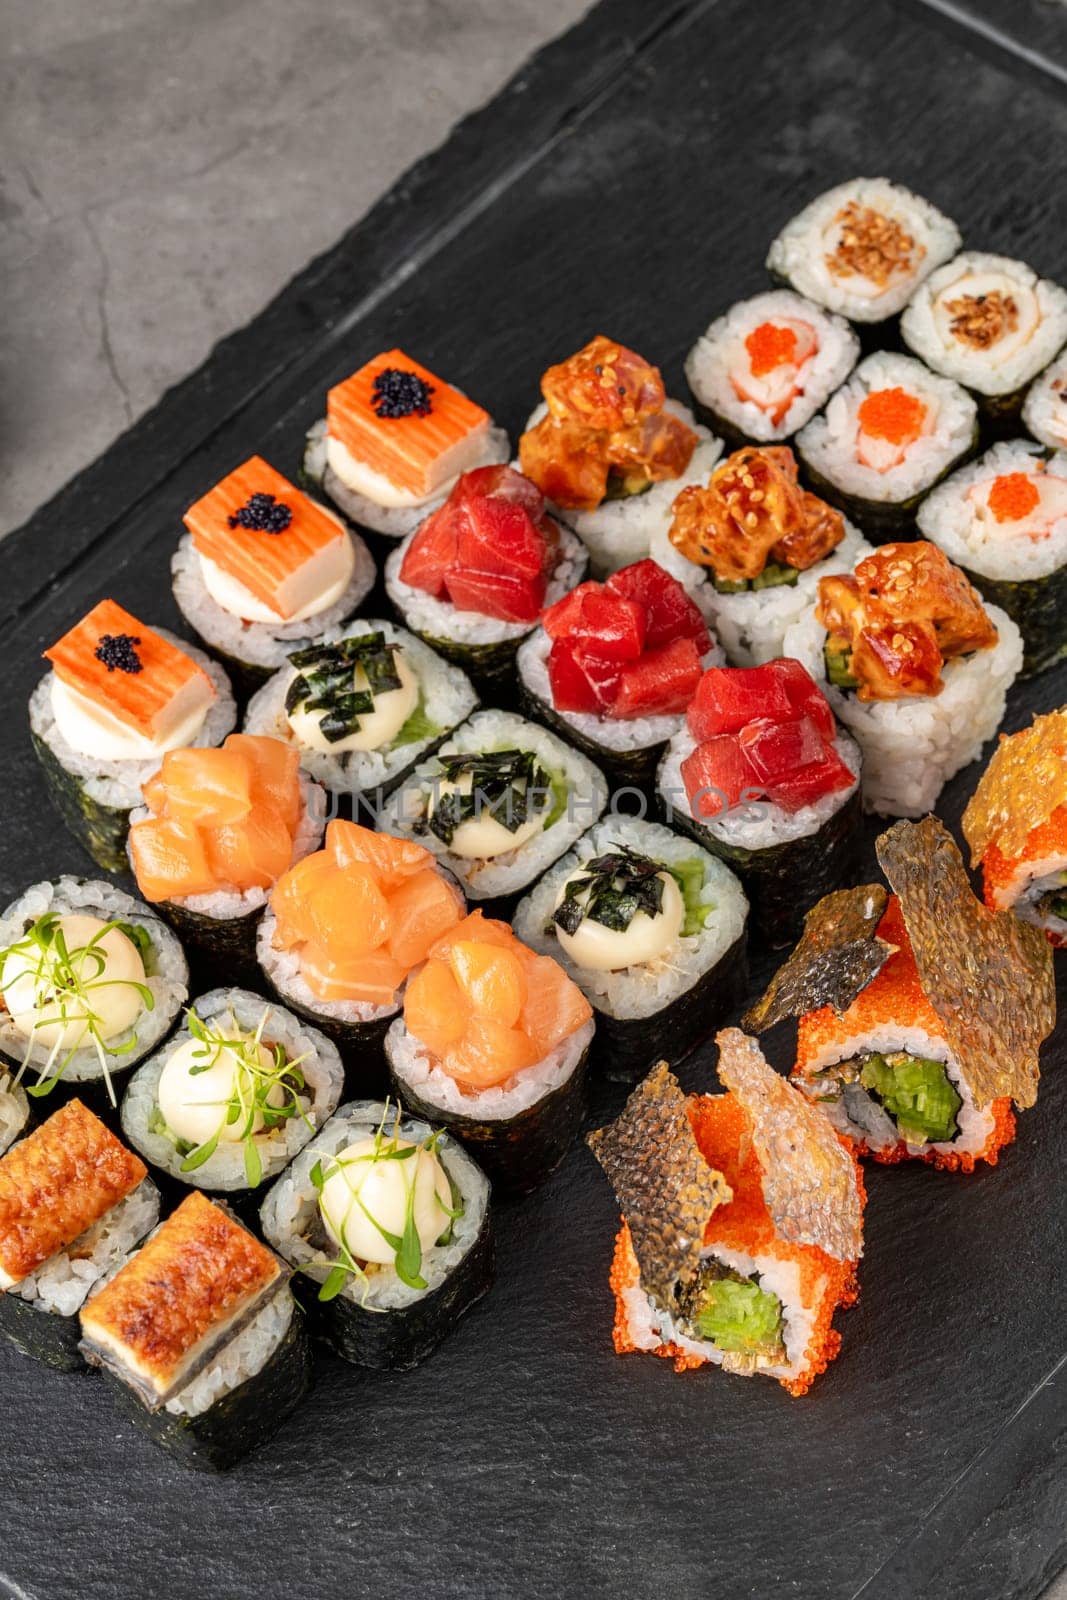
[403, 909, 592, 1092]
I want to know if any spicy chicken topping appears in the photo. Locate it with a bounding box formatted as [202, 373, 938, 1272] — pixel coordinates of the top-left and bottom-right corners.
[518, 336, 697, 512]
[669, 445, 844, 583]
[826, 202, 920, 288]
[945, 289, 1019, 351]
[816, 541, 998, 702]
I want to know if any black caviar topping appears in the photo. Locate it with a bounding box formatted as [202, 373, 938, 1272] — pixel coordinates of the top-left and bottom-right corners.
[371, 367, 435, 419]
[94, 633, 143, 675]
[227, 492, 293, 534]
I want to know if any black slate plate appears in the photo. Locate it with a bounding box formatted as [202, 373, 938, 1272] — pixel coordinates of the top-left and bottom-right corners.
[3, 3, 1067, 1598]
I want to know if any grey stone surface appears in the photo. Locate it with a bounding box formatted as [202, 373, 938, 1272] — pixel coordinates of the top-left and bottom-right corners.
[0, 0, 591, 535]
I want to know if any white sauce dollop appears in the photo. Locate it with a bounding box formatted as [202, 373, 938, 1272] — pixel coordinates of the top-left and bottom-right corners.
[319, 1137, 452, 1266]
[553, 867, 684, 972]
[2, 913, 147, 1049]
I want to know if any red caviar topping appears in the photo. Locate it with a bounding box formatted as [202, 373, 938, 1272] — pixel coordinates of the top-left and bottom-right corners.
[856, 387, 928, 445]
[744, 322, 799, 378]
[987, 472, 1041, 524]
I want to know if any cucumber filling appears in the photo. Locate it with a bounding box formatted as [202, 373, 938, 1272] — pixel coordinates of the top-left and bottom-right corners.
[1034, 888, 1067, 923]
[818, 1049, 962, 1145]
[712, 562, 800, 595]
[675, 1258, 785, 1363]
[824, 641, 859, 690]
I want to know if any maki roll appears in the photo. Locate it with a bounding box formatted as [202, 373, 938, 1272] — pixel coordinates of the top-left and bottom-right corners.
[962, 708, 1067, 946]
[127, 733, 325, 983]
[381, 709, 608, 913]
[385, 464, 588, 697]
[775, 819, 1055, 1171]
[588, 1048, 865, 1396]
[256, 820, 465, 1076]
[902, 252, 1067, 428]
[1022, 350, 1067, 452]
[173, 456, 375, 694]
[517, 559, 721, 794]
[518, 335, 722, 576]
[784, 541, 1022, 817]
[917, 440, 1067, 675]
[261, 1099, 493, 1370]
[0, 876, 189, 1108]
[243, 617, 478, 804]
[80, 1190, 310, 1472]
[795, 352, 977, 538]
[386, 910, 595, 1194]
[302, 348, 508, 548]
[121, 987, 344, 1197]
[30, 599, 236, 874]
[0, 1100, 159, 1371]
[765, 177, 960, 326]
[656, 443, 872, 665]
[658, 659, 862, 946]
[512, 818, 748, 1084]
[684, 290, 859, 445]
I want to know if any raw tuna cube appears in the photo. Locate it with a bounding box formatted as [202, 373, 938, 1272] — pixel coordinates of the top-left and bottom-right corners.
[457, 464, 544, 520]
[768, 656, 837, 741]
[458, 496, 546, 581]
[398, 501, 459, 596]
[548, 638, 622, 712]
[740, 714, 826, 784]
[611, 637, 703, 719]
[768, 742, 856, 812]
[543, 586, 646, 661]
[688, 663, 795, 741]
[607, 559, 711, 650]
[680, 737, 757, 818]
[446, 567, 545, 623]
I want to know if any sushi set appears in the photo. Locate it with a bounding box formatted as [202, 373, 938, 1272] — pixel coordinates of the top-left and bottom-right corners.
[3, 168, 1067, 1489]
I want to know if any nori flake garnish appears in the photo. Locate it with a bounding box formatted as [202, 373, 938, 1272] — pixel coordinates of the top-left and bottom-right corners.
[587, 1062, 732, 1310]
[742, 884, 889, 1034]
[284, 631, 403, 744]
[716, 1028, 864, 1264]
[553, 845, 665, 937]
[428, 749, 550, 848]
[876, 816, 1056, 1110]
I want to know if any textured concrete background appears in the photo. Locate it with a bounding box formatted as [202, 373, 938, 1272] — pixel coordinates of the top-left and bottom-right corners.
[0, 0, 590, 535]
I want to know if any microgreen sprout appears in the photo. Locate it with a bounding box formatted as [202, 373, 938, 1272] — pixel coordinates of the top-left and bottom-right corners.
[0, 914, 155, 1106]
[176, 1006, 312, 1189]
[305, 1100, 463, 1305]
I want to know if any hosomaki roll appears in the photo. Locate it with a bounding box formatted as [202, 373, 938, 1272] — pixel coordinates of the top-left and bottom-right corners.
[588, 1045, 865, 1396]
[260, 1098, 493, 1370]
[745, 820, 1056, 1172]
[963, 708, 1067, 947]
[80, 1191, 310, 1472]
[0, 1101, 159, 1371]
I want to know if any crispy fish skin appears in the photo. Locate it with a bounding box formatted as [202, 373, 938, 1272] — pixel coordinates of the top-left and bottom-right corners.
[962, 710, 1067, 868]
[742, 884, 889, 1034]
[715, 1028, 864, 1263]
[876, 816, 1055, 1110]
[80, 1191, 282, 1407]
[0, 1100, 146, 1287]
[587, 1062, 732, 1309]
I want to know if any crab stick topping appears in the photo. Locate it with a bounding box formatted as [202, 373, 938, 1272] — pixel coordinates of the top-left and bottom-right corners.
[326, 349, 491, 504]
[0, 1101, 146, 1289]
[80, 1191, 283, 1406]
[45, 599, 216, 761]
[183, 457, 355, 623]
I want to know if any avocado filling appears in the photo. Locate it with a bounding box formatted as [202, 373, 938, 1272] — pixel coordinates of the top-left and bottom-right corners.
[712, 562, 800, 595]
[675, 1258, 785, 1362]
[824, 641, 860, 690]
[819, 1049, 962, 1145]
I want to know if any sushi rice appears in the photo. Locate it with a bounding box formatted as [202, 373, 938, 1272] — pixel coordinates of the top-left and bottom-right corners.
[303, 415, 511, 540]
[121, 986, 345, 1193]
[243, 617, 478, 799]
[10, 1178, 160, 1320]
[902, 252, 1067, 397]
[649, 516, 873, 667]
[171, 518, 377, 675]
[783, 603, 1023, 817]
[522, 399, 723, 578]
[684, 289, 860, 443]
[0, 1075, 30, 1157]
[796, 1021, 997, 1166]
[1023, 352, 1067, 452]
[380, 709, 609, 903]
[0, 877, 189, 1089]
[766, 177, 961, 322]
[512, 819, 747, 1026]
[796, 351, 976, 510]
[261, 1100, 490, 1312]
